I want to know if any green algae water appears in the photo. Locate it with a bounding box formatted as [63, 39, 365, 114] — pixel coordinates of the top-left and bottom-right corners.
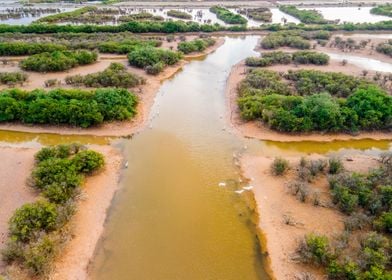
[89, 36, 391, 280]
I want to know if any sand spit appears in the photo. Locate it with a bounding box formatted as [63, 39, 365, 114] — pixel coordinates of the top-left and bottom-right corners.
[241, 154, 378, 279]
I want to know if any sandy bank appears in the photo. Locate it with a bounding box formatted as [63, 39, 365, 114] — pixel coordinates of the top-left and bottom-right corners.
[50, 145, 122, 280]
[226, 60, 392, 142]
[0, 37, 224, 137]
[0, 147, 37, 272]
[241, 153, 378, 279]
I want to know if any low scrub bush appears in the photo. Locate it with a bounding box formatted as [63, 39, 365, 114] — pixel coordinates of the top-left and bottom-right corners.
[9, 201, 58, 242]
[167, 10, 192, 19]
[0, 42, 66, 56]
[20, 50, 97, 72]
[65, 63, 144, 88]
[295, 234, 331, 265]
[210, 6, 247, 24]
[0, 72, 27, 85]
[128, 47, 182, 74]
[237, 68, 391, 133]
[279, 5, 330, 24]
[177, 38, 215, 54]
[271, 157, 289, 175]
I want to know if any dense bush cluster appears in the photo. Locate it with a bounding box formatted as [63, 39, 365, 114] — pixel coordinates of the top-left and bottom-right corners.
[245, 51, 329, 67]
[260, 30, 330, 50]
[167, 10, 192, 19]
[238, 7, 272, 22]
[209, 6, 247, 24]
[128, 46, 182, 74]
[2, 144, 104, 275]
[237, 69, 392, 133]
[177, 38, 216, 54]
[0, 42, 66, 56]
[279, 5, 330, 24]
[20, 50, 97, 72]
[294, 153, 392, 279]
[376, 40, 392, 57]
[371, 4, 392, 17]
[65, 62, 144, 88]
[0, 72, 27, 85]
[0, 88, 138, 127]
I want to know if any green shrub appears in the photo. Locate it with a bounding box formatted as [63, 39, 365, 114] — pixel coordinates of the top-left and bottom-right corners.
[0, 42, 66, 56]
[167, 10, 192, 19]
[329, 158, 344, 174]
[0, 88, 137, 128]
[374, 212, 392, 233]
[292, 51, 329, 65]
[271, 157, 289, 176]
[238, 7, 272, 22]
[65, 63, 144, 88]
[128, 47, 182, 74]
[72, 150, 104, 174]
[35, 144, 83, 162]
[0, 72, 28, 85]
[9, 201, 58, 242]
[20, 50, 97, 72]
[145, 62, 165, 75]
[327, 260, 361, 280]
[371, 4, 392, 17]
[177, 38, 215, 54]
[279, 5, 329, 24]
[237, 69, 391, 133]
[32, 157, 82, 190]
[376, 40, 392, 57]
[209, 6, 247, 24]
[23, 235, 58, 275]
[296, 234, 331, 265]
[261, 31, 311, 50]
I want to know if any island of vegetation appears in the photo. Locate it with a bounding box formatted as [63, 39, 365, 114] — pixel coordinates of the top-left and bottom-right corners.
[2, 144, 104, 276]
[238, 7, 272, 22]
[20, 50, 97, 72]
[177, 37, 216, 54]
[370, 4, 392, 18]
[167, 10, 192, 20]
[245, 51, 329, 67]
[209, 6, 247, 25]
[237, 69, 392, 133]
[0, 88, 137, 128]
[65, 62, 145, 88]
[279, 5, 332, 24]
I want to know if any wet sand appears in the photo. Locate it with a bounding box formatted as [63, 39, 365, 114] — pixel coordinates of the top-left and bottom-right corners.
[0, 147, 37, 272]
[226, 59, 392, 142]
[0, 37, 224, 137]
[241, 154, 378, 279]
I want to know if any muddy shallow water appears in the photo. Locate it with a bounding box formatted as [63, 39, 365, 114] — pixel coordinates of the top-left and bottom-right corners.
[0, 35, 389, 279]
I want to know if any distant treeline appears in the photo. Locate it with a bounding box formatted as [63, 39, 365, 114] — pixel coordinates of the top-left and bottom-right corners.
[0, 20, 392, 34]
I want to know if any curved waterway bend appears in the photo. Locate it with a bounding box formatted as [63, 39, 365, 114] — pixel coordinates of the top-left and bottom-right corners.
[86, 36, 391, 280]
